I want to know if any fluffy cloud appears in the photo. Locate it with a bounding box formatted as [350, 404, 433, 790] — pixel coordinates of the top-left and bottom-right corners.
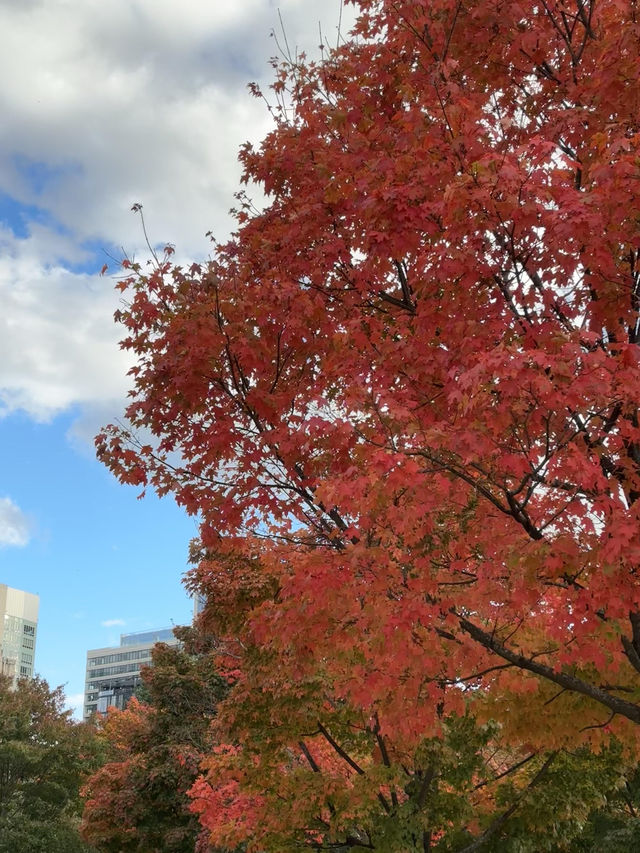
[0, 227, 131, 420]
[0, 0, 351, 251]
[0, 496, 31, 547]
[0, 0, 354, 427]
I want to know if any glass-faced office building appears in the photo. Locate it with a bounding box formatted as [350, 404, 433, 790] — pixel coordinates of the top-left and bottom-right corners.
[83, 627, 177, 719]
[0, 584, 39, 685]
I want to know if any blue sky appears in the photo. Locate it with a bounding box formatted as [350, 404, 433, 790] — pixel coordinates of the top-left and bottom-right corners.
[0, 0, 351, 716]
[0, 410, 198, 711]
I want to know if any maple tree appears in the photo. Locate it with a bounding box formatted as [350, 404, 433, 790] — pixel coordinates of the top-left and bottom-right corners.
[97, 0, 640, 847]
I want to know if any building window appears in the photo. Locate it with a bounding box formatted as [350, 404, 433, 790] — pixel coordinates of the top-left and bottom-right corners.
[87, 662, 142, 678]
[23, 625, 35, 635]
[20, 666, 29, 675]
[88, 649, 152, 668]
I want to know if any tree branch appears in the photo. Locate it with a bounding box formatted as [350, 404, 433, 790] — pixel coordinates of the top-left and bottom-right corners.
[457, 752, 558, 852]
[317, 721, 392, 814]
[457, 615, 640, 724]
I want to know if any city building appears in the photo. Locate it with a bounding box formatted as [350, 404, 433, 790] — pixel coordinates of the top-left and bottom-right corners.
[83, 627, 177, 720]
[193, 592, 206, 619]
[0, 583, 39, 685]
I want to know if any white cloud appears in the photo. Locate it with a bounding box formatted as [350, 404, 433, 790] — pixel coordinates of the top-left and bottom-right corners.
[0, 496, 30, 547]
[0, 0, 355, 432]
[101, 618, 126, 627]
[0, 0, 319, 251]
[0, 229, 131, 421]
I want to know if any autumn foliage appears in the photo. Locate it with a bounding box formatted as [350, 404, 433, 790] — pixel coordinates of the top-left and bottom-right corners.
[96, 0, 640, 848]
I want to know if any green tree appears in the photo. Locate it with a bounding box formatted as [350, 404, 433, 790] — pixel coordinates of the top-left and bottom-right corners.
[0, 674, 101, 853]
[558, 763, 640, 853]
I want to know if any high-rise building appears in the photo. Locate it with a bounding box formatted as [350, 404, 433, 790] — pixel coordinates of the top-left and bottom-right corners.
[83, 627, 177, 720]
[0, 584, 39, 685]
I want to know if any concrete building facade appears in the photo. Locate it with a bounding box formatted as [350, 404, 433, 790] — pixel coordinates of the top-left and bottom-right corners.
[0, 584, 39, 685]
[83, 627, 177, 719]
